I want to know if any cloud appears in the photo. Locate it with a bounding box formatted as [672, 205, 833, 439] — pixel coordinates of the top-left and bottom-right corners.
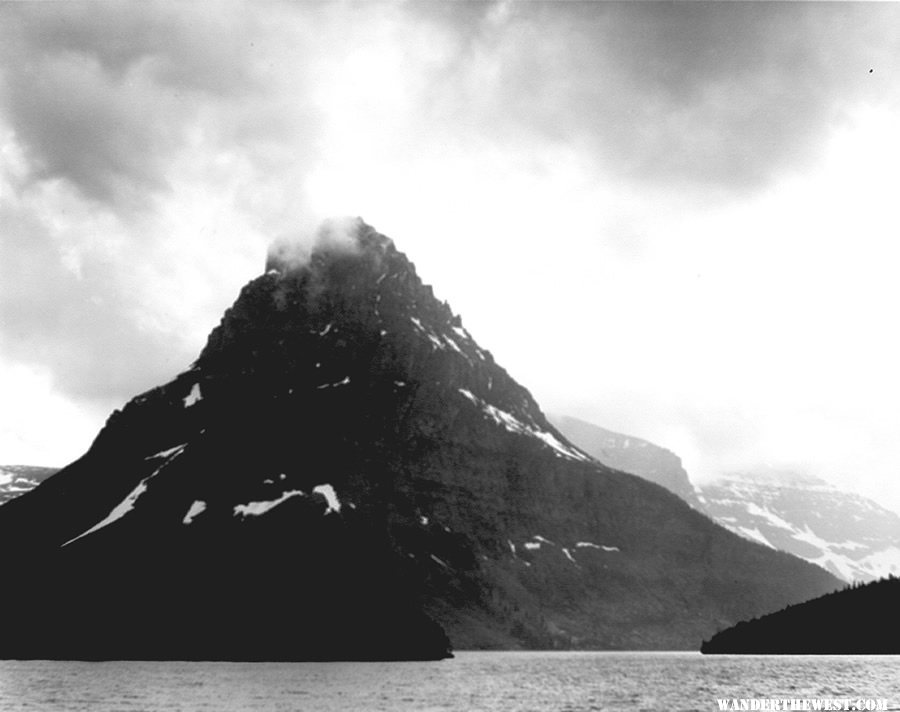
[0, 1, 325, 211]
[0, 196, 191, 406]
[412, 2, 900, 192]
[0, 0, 327, 413]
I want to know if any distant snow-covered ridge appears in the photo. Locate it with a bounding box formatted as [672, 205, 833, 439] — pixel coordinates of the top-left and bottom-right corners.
[0, 465, 58, 505]
[698, 471, 900, 583]
[552, 414, 900, 584]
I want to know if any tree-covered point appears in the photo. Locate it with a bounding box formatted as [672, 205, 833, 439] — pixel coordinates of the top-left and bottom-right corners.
[702, 575, 900, 654]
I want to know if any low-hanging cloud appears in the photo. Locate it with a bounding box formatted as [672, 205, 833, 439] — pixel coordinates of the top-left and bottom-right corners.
[266, 216, 366, 273]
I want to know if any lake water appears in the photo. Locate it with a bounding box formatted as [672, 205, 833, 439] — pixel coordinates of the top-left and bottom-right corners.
[1, 652, 899, 711]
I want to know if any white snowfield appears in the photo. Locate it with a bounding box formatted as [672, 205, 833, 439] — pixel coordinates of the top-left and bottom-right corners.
[232, 483, 342, 518]
[183, 383, 202, 408]
[410, 316, 445, 351]
[704, 476, 900, 582]
[312, 484, 341, 515]
[410, 316, 476, 358]
[728, 526, 775, 549]
[441, 333, 468, 358]
[316, 376, 350, 390]
[458, 389, 590, 462]
[511, 535, 620, 564]
[234, 490, 306, 518]
[63, 444, 189, 547]
[744, 502, 795, 531]
[575, 542, 620, 552]
[146, 443, 189, 460]
[451, 324, 488, 360]
[182, 500, 207, 524]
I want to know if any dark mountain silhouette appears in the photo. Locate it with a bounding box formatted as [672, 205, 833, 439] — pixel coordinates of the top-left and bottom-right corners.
[0, 219, 839, 660]
[702, 576, 900, 653]
[549, 415, 702, 509]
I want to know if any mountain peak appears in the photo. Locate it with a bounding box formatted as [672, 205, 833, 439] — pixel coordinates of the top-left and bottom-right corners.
[265, 217, 396, 276]
[0, 219, 840, 660]
[200, 220, 579, 468]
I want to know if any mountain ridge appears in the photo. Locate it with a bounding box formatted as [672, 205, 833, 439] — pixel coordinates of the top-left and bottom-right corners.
[0, 219, 840, 659]
[698, 470, 900, 583]
[550, 414, 702, 509]
[551, 415, 900, 584]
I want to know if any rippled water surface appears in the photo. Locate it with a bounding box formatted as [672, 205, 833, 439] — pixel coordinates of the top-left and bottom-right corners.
[2, 652, 899, 711]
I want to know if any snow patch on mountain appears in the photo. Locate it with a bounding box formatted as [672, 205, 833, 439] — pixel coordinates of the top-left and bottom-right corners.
[183, 500, 207, 524]
[147, 443, 189, 460]
[317, 376, 350, 389]
[183, 383, 202, 407]
[459, 390, 589, 462]
[744, 502, 795, 532]
[575, 542, 620, 552]
[728, 526, 775, 549]
[312, 484, 341, 515]
[699, 471, 900, 582]
[234, 489, 306, 518]
[62, 444, 188, 546]
[62, 480, 154, 546]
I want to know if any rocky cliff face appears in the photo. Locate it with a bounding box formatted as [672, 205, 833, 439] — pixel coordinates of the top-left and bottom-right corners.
[0, 219, 840, 660]
[550, 415, 702, 509]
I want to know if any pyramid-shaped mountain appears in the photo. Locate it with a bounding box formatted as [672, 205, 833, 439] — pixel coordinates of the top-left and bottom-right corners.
[0, 219, 839, 660]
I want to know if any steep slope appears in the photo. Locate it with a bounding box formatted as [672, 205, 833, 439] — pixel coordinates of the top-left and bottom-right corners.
[0, 465, 58, 505]
[550, 415, 702, 509]
[0, 219, 840, 660]
[698, 471, 900, 582]
[702, 576, 900, 654]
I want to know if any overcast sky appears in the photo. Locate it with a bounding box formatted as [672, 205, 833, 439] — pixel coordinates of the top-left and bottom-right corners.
[2, 1, 900, 511]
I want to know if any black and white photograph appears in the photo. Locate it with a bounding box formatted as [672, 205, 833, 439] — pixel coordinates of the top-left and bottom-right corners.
[1, 0, 899, 709]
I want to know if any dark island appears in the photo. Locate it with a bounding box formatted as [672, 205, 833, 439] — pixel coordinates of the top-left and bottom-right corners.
[702, 575, 900, 654]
